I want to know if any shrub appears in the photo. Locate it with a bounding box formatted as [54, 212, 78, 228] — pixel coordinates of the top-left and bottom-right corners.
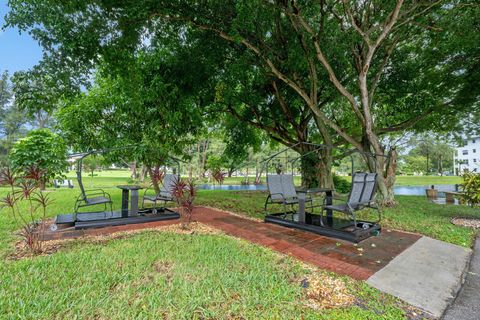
[0, 166, 53, 254]
[333, 174, 352, 194]
[9, 129, 68, 190]
[171, 178, 197, 229]
[211, 168, 226, 185]
[461, 171, 480, 207]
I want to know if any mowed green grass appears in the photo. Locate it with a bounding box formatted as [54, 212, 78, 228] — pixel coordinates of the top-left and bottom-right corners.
[0, 187, 413, 319]
[66, 169, 462, 186]
[0, 172, 476, 319]
[394, 175, 461, 186]
[0, 229, 412, 319]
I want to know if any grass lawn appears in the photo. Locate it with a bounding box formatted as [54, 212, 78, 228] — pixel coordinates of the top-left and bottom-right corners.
[0, 173, 477, 319]
[66, 169, 463, 187]
[394, 175, 461, 186]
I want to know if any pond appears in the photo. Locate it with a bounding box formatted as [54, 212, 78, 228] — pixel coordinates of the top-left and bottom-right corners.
[197, 184, 457, 196]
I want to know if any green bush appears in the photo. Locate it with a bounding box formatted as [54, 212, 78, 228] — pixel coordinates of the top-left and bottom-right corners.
[462, 171, 480, 207]
[333, 174, 351, 194]
[9, 129, 68, 189]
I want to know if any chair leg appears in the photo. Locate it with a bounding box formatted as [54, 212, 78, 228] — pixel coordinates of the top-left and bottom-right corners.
[264, 196, 271, 214]
[351, 211, 358, 230]
[319, 208, 325, 227]
[103, 203, 108, 219]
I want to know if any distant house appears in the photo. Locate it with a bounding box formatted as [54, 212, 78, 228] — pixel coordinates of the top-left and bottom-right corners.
[454, 137, 480, 174]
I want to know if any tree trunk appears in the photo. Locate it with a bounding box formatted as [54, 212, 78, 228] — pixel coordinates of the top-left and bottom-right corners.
[130, 161, 137, 179]
[383, 147, 398, 205]
[439, 155, 443, 176]
[140, 165, 147, 182]
[198, 140, 209, 178]
[363, 145, 397, 207]
[426, 153, 429, 175]
[299, 150, 334, 189]
[255, 162, 264, 184]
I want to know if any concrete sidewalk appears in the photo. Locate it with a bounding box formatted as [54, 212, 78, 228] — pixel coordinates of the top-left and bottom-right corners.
[442, 237, 480, 320]
[367, 236, 471, 318]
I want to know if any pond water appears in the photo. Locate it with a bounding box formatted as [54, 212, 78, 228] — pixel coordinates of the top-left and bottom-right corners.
[197, 184, 457, 196]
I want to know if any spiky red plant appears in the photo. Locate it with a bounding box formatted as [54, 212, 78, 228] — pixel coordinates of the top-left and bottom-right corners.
[171, 178, 197, 229]
[0, 165, 53, 254]
[211, 168, 226, 186]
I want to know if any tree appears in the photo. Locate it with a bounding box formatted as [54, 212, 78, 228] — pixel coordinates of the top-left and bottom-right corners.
[5, 0, 479, 204]
[408, 134, 454, 175]
[56, 55, 207, 192]
[400, 155, 428, 175]
[0, 71, 29, 160]
[83, 155, 104, 178]
[221, 117, 261, 177]
[9, 129, 68, 189]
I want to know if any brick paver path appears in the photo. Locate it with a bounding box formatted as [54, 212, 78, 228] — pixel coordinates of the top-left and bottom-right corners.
[45, 206, 421, 280]
[193, 207, 421, 280]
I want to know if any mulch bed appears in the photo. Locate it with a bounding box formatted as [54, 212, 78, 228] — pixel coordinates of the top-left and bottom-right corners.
[451, 217, 480, 229]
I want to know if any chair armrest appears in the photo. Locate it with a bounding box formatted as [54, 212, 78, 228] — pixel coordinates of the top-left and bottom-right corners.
[85, 188, 111, 199]
[269, 193, 286, 201]
[348, 200, 376, 208]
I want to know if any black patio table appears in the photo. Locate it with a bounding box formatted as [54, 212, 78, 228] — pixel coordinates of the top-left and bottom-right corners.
[296, 187, 333, 224]
[117, 185, 144, 218]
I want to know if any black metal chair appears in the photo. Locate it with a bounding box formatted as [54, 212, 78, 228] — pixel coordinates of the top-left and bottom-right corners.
[320, 172, 381, 228]
[74, 171, 113, 217]
[264, 174, 313, 217]
[142, 174, 178, 212]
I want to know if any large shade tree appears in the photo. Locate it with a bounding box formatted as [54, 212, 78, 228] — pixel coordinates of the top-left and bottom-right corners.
[5, 0, 479, 203]
[57, 52, 208, 191]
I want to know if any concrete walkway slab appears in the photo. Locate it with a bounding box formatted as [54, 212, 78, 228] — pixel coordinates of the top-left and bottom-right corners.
[442, 237, 480, 320]
[367, 236, 471, 318]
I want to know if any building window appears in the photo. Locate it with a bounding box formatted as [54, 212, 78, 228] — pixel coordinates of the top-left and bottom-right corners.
[474, 149, 477, 153]
[463, 150, 468, 155]
[474, 159, 477, 163]
[473, 139, 476, 143]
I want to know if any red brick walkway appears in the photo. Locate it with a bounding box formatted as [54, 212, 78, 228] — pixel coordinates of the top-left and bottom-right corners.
[193, 207, 421, 280]
[45, 206, 421, 280]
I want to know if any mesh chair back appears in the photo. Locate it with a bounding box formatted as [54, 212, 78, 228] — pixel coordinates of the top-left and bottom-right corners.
[160, 174, 178, 197]
[348, 173, 367, 204]
[76, 171, 87, 200]
[360, 173, 377, 203]
[281, 174, 297, 199]
[267, 175, 284, 201]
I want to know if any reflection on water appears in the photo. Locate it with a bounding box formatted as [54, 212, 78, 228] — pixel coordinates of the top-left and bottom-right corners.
[197, 184, 456, 196]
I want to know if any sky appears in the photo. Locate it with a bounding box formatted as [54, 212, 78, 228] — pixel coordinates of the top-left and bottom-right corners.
[0, 0, 43, 74]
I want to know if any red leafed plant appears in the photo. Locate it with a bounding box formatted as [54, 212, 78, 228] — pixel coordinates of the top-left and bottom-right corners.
[211, 168, 226, 187]
[0, 166, 53, 254]
[150, 167, 166, 185]
[171, 178, 197, 229]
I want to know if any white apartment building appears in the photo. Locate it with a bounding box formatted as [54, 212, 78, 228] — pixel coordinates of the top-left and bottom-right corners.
[454, 137, 480, 174]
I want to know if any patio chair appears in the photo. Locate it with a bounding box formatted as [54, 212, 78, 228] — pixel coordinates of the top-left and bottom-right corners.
[142, 174, 179, 212]
[74, 171, 113, 217]
[264, 174, 313, 218]
[320, 172, 381, 228]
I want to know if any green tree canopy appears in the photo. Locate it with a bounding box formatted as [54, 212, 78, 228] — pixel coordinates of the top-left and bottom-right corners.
[5, 0, 479, 203]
